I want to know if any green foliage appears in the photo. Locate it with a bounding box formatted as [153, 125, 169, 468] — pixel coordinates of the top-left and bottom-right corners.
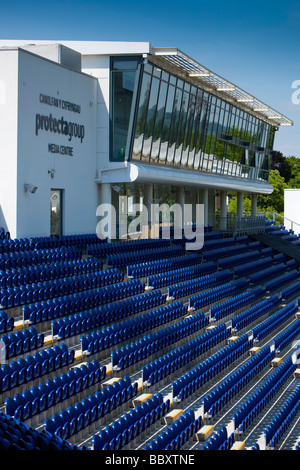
[258, 170, 287, 214]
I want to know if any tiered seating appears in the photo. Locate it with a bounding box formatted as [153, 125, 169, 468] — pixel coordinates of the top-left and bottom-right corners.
[0, 268, 123, 309]
[127, 253, 201, 278]
[0, 247, 80, 270]
[209, 285, 266, 322]
[1, 228, 300, 452]
[233, 356, 296, 434]
[92, 393, 170, 450]
[264, 383, 300, 449]
[230, 294, 282, 331]
[171, 333, 251, 403]
[45, 376, 138, 442]
[144, 409, 199, 450]
[1, 327, 44, 360]
[4, 359, 105, 424]
[202, 345, 275, 419]
[142, 322, 228, 389]
[147, 261, 216, 289]
[168, 269, 233, 300]
[0, 258, 103, 289]
[252, 301, 299, 343]
[111, 312, 206, 372]
[200, 425, 234, 450]
[189, 277, 249, 311]
[0, 344, 74, 396]
[0, 411, 89, 450]
[80, 301, 187, 357]
[22, 279, 145, 325]
[107, 246, 184, 267]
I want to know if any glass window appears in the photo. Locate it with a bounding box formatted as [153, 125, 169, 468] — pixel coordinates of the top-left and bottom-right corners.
[141, 76, 160, 160]
[111, 57, 141, 161]
[167, 87, 183, 164]
[132, 71, 152, 160]
[150, 79, 169, 161]
[159, 83, 176, 162]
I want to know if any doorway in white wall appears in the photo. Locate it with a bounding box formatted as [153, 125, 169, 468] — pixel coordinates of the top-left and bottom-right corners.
[50, 189, 63, 236]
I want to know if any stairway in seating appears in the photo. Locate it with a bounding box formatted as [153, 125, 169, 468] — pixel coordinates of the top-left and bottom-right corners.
[251, 232, 300, 262]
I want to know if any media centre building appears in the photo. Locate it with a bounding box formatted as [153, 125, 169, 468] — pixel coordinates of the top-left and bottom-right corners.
[0, 40, 293, 240]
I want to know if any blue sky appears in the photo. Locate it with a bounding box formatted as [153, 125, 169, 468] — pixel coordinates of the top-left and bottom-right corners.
[1, 0, 299, 157]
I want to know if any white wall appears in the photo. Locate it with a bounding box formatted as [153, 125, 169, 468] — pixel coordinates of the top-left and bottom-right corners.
[284, 189, 300, 234]
[0, 50, 19, 236]
[81, 55, 110, 175]
[0, 48, 98, 238]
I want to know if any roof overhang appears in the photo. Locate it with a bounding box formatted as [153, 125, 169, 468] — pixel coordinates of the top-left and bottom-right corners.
[97, 162, 273, 195]
[150, 47, 293, 128]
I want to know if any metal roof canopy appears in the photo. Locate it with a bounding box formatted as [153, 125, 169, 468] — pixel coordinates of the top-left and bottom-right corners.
[151, 47, 293, 127]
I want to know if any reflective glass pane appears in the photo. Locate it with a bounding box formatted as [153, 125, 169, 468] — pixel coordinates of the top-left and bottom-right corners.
[167, 87, 182, 163]
[150, 80, 168, 160]
[159, 84, 176, 162]
[132, 71, 152, 159]
[142, 76, 160, 160]
[175, 90, 189, 165]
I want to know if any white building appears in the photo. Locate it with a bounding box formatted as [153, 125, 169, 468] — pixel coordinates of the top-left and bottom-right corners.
[284, 189, 300, 234]
[0, 40, 293, 239]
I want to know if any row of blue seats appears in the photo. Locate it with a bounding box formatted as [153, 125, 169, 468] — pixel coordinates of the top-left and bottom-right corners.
[107, 245, 185, 267]
[200, 425, 235, 450]
[22, 279, 145, 324]
[142, 322, 228, 388]
[231, 293, 282, 331]
[281, 280, 300, 301]
[31, 233, 104, 250]
[273, 319, 300, 353]
[233, 255, 275, 277]
[0, 268, 123, 309]
[0, 412, 88, 450]
[92, 393, 169, 450]
[4, 359, 105, 422]
[0, 247, 81, 270]
[252, 301, 299, 343]
[171, 334, 251, 402]
[0, 343, 74, 395]
[0, 258, 103, 289]
[168, 269, 233, 300]
[1, 327, 44, 360]
[111, 311, 206, 371]
[144, 410, 199, 451]
[189, 277, 249, 310]
[202, 243, 250, 261]
[218, 249, 263, 269]
[80, 301, 188, 356]
[249, 262, 288, 285]
[147, 261, 217, 290]
[127, 253, 201, 278]
[264, 383, 300, 448]
[209, 285, 266, 321]
[0, 310, 14, 334]
[233, 356, 296, 434]
[202, 345, 274, 418]
[51, 290, 168, 340]
[200, 236, 236, 251]
[265, 269, 299, 293]
[87, 238, 170, 257]
[44, 376, 137, 441]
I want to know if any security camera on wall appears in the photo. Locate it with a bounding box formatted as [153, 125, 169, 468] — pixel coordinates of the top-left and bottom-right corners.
[24, 183, 38, 194]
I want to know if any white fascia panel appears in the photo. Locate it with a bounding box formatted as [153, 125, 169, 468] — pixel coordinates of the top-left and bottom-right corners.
[98, 163, 273, 194]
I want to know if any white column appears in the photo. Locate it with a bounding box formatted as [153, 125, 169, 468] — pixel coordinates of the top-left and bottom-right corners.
[220, 190, 227, 231]
[237, 192, 244, 218]
[251, 193, 257, 217]
[143, 184, 153, 237]
[207, 190, 215, 227]
[198, 188, 208, 227]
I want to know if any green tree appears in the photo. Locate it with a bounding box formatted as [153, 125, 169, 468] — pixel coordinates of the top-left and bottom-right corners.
[258, 169, 287, 214]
